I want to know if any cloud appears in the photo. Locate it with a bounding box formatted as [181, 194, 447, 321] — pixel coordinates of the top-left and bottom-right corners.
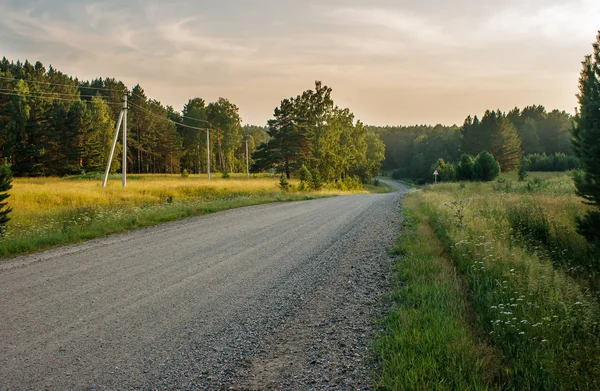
[324, 7, 451, 45]
[0, 0, 597, 125]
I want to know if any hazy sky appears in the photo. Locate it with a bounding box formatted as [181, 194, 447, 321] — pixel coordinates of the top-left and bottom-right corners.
[1, 0, 599, 126]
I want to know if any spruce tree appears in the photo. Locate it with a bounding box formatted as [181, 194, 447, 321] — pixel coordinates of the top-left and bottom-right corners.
[0, 165, 13, 235]
[572, 32, 600, 242]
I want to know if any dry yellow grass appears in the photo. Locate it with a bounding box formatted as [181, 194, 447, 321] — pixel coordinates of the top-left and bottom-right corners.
[7, 174, 368, 226]
[0, 173, 378, 257]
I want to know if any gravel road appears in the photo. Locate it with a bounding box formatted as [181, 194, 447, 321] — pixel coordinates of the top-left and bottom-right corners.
[0, 180, 408, 390]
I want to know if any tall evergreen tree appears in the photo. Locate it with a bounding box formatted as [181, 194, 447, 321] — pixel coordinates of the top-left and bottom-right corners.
[253, 97, 307, 178]
[462, 110, 521, 171]
[572, 32, 600, 242]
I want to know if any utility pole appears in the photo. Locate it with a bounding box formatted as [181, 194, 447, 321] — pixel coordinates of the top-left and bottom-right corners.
[102, 93, 128, 188]
[245, 137, 249, 179]
[122, 94, 128, 187]
[206, 128, 211, 181]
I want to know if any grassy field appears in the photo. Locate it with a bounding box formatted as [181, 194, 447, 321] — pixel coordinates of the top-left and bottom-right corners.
[1, 173, 388, 258]
[376, 172, 600, 390]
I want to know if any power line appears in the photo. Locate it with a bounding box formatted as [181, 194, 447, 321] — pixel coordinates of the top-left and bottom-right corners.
[128, 101, 209, 131]
[0, 90, 123, 105]
[0, 75, 125, 93]
[0, 87, 121, 101]
[130, 91, 215, 128]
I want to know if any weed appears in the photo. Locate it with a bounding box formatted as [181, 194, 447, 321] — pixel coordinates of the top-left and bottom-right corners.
[444, 199, 470, 227]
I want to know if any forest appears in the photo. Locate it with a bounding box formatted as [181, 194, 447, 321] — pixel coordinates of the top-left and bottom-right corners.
[0, 58, 383, 185]
[0, 57, 269, 177]
[373, 105, 576, 183]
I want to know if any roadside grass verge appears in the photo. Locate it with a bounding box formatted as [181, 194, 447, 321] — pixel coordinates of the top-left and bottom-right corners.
[380, 172, 600, 390]
[0, 174, 381, 259]
[374, 193, 500, 390]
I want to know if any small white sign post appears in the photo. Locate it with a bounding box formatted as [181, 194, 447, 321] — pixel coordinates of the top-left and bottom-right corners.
[433, 170, 439, 184]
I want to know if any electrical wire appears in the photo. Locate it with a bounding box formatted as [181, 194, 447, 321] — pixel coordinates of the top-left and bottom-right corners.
[0, 87, 121, 101]
[130, 91, 215, 128]
[5, 77, 218, 128]
[0, 75, 125, 93]
[2, 77, 225, 130]
[0, 90, 123, 106]
[128, 101, 215, 131]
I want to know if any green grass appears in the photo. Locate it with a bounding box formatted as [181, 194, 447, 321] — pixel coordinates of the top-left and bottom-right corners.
[0, 174, 384, 259]
[377, 172, 600, 390]
[374, 198, 501, 390]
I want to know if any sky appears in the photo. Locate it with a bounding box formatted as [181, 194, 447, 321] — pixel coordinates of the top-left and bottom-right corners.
[1, 0, 599, 126]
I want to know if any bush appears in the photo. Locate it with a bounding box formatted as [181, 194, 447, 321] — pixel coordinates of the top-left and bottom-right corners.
[431, 158, 456, 182]
[473, 151, 500, 181]
[181, 169, 189, 178]
[279, 175, 291, 191]
[0, 166, 13, 236]
[522, 153, 580, 172]
[455, 154, 475, 181]
[518, 158, 528, 181]
[299, 164, 313, 190]
[310, 168, 322, 190]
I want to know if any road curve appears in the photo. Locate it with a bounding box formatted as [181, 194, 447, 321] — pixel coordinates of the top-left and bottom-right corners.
[0, 180, 409, 390]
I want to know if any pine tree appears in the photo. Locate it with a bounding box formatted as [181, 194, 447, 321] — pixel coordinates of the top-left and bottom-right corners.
[0, 165, 13, 235]
[461, 115, 485, 156]
[464, 110, 521, 172]
[572, 32, 600, 242]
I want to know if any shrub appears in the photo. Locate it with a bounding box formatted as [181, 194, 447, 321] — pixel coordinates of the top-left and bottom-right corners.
[181, 169, 189, 178]
[431, 158, 456, 182]
[299, 164, 312, 189]
[473, 151, 500, 181]
[0, 166, 13, 236]
[455, 154, 475, 181]
[310, 168, 322, 190]
[518, 158, 528, 182]
[279, 175, 291, 191]
[522, 153, 580, 172]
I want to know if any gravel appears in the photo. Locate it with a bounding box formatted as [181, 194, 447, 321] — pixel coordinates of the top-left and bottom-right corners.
[0, 180, 408, 391]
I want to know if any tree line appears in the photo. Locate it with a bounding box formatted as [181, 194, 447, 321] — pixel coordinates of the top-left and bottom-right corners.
[0, 57, 268, 176]
[373, 105, 574, 183]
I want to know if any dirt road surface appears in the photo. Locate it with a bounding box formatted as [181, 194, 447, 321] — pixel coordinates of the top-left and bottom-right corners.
[0, 180, 408, 390]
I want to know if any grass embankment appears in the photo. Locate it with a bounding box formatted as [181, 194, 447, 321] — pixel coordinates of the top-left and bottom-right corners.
[376, 172, 600, 390]
[2, 173, 389, 258]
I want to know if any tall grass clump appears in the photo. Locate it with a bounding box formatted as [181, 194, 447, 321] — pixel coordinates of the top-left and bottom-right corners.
[416, 173, 600, 390]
